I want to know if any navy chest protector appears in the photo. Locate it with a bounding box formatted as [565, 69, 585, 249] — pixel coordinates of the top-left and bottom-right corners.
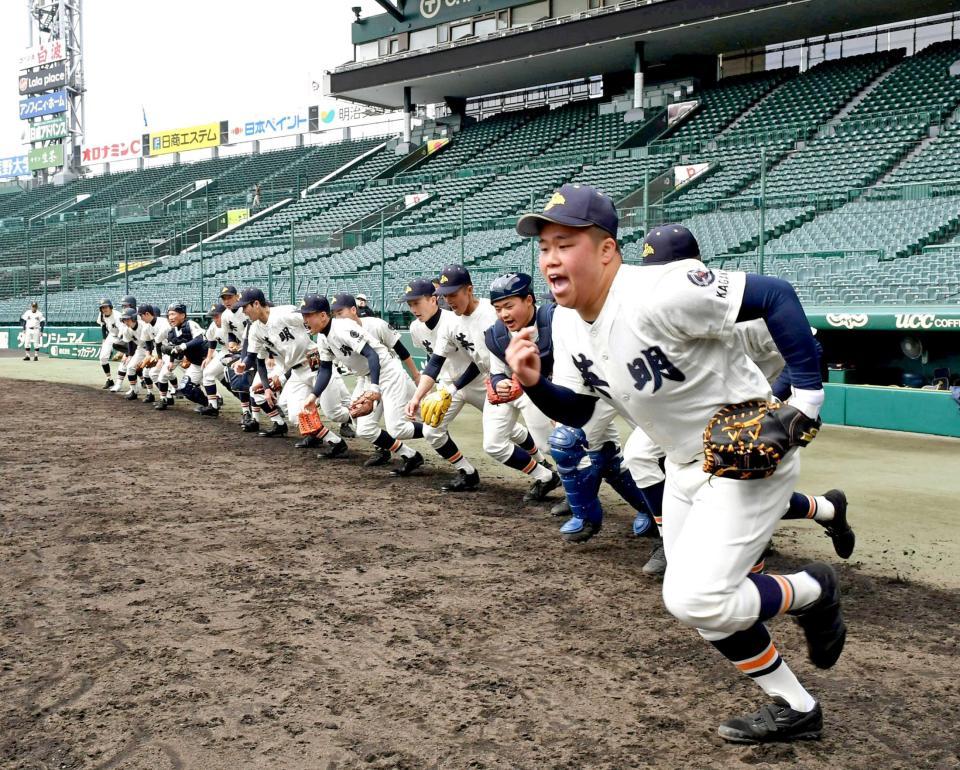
[484, 303, 555, 380]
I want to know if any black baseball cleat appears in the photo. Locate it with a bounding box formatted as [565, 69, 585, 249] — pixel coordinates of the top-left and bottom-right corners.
[642, 542, 667, 576]
[718, 698, 823, 744]
[240, 413, 257, 431]
[550, 499, 572, 517]
[820, 489, 855, 559]
[295, 433, 322, 449]
[242, 418, 260, 433]
[363, 448, 392, 467]
[154, 396, 174, 411]
[441, 469, 480, 492]
[391, 451, 425, 477]
[318, 440, 349, 459]
[523, 469, 561, 502]
[143, 392, 156, 404]
[125, 390, 138, 401]
[198, 404, 220, 417]
[258, 421, 288, 438]
[790, 562, 846, 669]
[102, 379, 115, 390]
[339, 421, 356, 438]
[33, 356, 38, 362]
[23, 354, 30, 361]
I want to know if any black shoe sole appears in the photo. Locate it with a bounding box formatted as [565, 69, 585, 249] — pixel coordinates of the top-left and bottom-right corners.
[440, 474, 480, 492]
[718, 727, 822, 745]
[318, 442, 349, 460]
[822, 489, 855, 559]
[793, 562, 846, 669]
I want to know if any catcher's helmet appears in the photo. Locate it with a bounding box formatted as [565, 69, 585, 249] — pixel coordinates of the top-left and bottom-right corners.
[98, 297, 113, 308]
[120, 294, 137, 308]
[166, 301, 187, 315]
[490, 272, 534, 303]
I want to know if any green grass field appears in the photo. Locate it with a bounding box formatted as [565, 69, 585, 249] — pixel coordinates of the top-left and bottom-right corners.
[3, 352, 958, 588]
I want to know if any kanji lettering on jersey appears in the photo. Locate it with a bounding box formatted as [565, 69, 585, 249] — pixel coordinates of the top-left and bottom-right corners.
[628, 346, 685, 393]
[572, 353, 610, 398]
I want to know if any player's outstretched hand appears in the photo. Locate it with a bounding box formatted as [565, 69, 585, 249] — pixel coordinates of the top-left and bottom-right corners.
[303, 393, 318, 412]
[506, 327, 541, 387]
[404, 397, 420, 421]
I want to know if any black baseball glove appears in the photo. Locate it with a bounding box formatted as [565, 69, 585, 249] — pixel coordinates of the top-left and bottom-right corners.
[703, 400, 821, 480]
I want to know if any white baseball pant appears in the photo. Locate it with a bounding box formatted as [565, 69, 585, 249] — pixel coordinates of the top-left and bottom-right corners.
[353, 360, 416, 443]
[660, 449, 801, 641]
[481, 392, 553, 464]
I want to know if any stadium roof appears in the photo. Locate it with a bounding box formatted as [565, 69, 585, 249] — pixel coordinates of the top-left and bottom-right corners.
[328, 0, 958, 108]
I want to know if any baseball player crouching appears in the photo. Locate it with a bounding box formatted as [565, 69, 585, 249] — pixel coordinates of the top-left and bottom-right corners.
[509, 184, 846, 744]
[20, 302, 44, 361]
[235, 288, 347, 455]
[300, 294, 424, 474]
[138, 304, 169, 404]
[154, 302, 208, 411]
[219, 285, 257, 430]
[406, 265, 558, 500]
[198, 302, 228, 417]
[96, 298, 125, 389]
[117, 307, 154, 399]
[109, 295, 138, 392]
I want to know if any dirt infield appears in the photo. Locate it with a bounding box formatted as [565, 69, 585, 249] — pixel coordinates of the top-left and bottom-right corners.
[2, 380, 959, 769]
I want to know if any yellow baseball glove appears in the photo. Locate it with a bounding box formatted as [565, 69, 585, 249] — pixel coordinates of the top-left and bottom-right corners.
[420, 387, 453, 428]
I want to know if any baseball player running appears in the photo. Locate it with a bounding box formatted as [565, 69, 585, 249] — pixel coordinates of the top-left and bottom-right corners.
[20, 302, 44, 361]
[508, 184, 846, 744]
[117, 306, 153, 399]
[299, 293, 423, 474]
[406, 265, 559, 501]
[235, 288, 347, 454]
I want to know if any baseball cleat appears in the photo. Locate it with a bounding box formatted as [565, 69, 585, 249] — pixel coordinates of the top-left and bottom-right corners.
[790, 562, 846, 669]
[102, 379, 115, 390]
[363, 448, 392, 467]
[718, 698, 822, 744]
[441, 469, 480, 492]
[391, 451, 424, 477]
[295, 433, 322, 448]
[125, 390, 138, 401]
[522, 469, 561, 502]
[154, 396, 174, 411]
[143, 392, 156, 404]
[550, 499, 572, 517]
[642, 542, 667, 576]
[318, 440, 349, 459]
[258, 422, 288, 438]
[339, 421, 356, 438]
[821, 489, 854, 559]
[242, 420, 260, 433]
[23, 354, 30, 361]
[198, 404, 220, 417]
[240, 413, 257, 431]
[560, 516, 601, 543]
[33, 356, 38, 361]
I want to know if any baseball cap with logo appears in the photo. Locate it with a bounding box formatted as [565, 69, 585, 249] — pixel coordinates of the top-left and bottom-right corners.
[235, 287, 268, 308]
[516, 183, 618, 239]
[641, 224, 700, 265]
[206, 302, 226, 317]
[219, 284, 238, 298]
[402, 278, 437, 301]
[330, 292, 357, 311]
[435, 264, 472, 296]
[298, 293, 330, 315]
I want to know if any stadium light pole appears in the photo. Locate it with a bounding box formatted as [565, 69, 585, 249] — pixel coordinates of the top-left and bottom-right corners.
[758, 148, 767, 276]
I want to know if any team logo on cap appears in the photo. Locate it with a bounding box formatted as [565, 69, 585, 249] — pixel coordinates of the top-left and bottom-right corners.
[405, 285, 412, 294]
[210, 303, 218, 312]
[221, 287, 231, 294]
[642, 243, 655, 258]
[544, 192, 566, 211]
[687, 269, 715, 287]
[439, 275, 449, 284]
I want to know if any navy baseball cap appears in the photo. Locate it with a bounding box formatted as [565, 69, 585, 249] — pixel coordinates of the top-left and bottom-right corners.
[137, 304, 156, 317]
[641, 224, 700, 264]
[120, 307, 138, 321]
[206, 302, 226, 317]
[235, 287, 267, 308]
[435, 264, 472, 296]
[402, 278, 436, 301]
[516, 183, 618, 239]
[298, 293, 330, 315]
[219, 284, 238, 298]
[331, 292, 357, 311]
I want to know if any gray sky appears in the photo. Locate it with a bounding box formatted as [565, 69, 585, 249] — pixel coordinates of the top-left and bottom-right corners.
[2, 0, 386, 158]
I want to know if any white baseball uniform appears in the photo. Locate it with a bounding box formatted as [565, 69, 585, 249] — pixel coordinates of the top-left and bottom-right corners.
[550, 261, 798, 640]
[21, 309, 44, 348]
[201, 319, 228, 390]
[316, 317, 415, 442]
[98, 308, 123, 366]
